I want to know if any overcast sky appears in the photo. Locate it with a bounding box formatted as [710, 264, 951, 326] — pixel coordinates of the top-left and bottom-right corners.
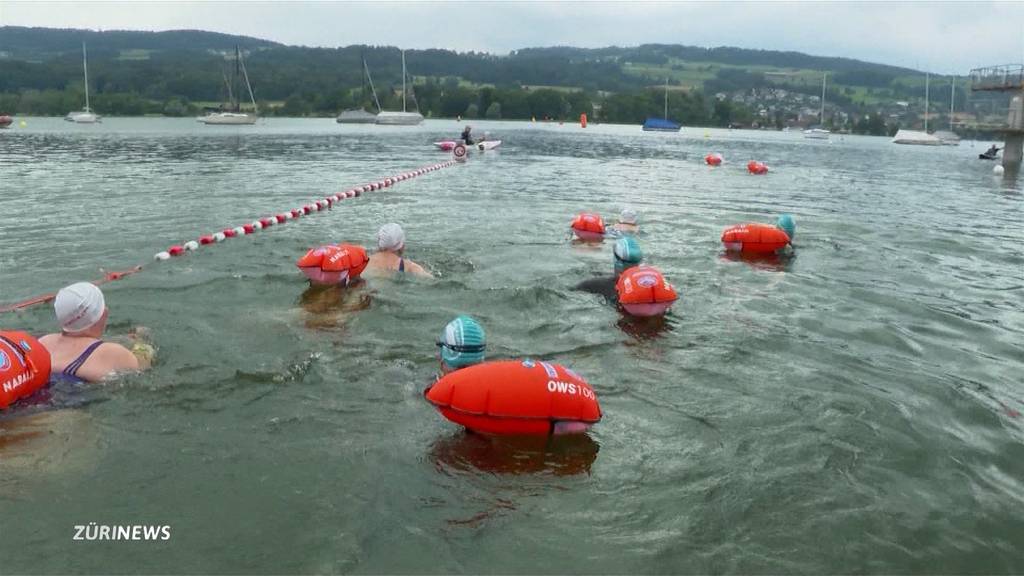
[2, 1, 1022, 73]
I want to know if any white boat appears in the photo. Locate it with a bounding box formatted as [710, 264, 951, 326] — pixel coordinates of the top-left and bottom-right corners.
[891, 129, 942, 145]
[803, 72, 829, 139]
[337, 55, 380, 124]
[375, 50, 423, 126]
[200, 46, 258, 125]
[65, 42, 100, 124]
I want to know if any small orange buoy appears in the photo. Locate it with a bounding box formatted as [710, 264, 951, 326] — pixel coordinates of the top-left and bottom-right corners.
[570, 212, 606, 241]
[747, 160, 769, 175]
[425, 360, 602, 435]
[0, 331, 51, 409]
[705, 153, 723, 166]
[615, 266, 678, 317]
[580, 113, 588, 128]
[721, 223, 790, 254]
[297, 243, 369, 285]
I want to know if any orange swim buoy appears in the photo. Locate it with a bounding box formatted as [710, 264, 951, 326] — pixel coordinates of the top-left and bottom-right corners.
[425, 360, 602, 435]
[746, 160, 769, 175]
[570, 212, 606, 241]
[296, 243, 369, 285]
[721, 223, 790, 254]
[0, 331, 51, 409]
[705, 153, 723, 166]
[615, 265, 678, 317]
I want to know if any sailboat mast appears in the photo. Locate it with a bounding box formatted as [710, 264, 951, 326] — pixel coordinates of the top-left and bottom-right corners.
[238, 48, 258, 115]
[82, 42, 90, 111]
[820, 72, 826, 123]
[234, 46, 241, 112]
[364, 57, 382, 113]
[949, 79, 955, 131]
[664, 77, 669, 120]
[924, 72, 929, 132]
[402, 50, 407, 113]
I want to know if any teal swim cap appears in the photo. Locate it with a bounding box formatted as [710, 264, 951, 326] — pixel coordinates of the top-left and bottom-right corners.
[613, 236, 643, 275]
[438, 315, 486, 370]
[776, 214, 795, 240]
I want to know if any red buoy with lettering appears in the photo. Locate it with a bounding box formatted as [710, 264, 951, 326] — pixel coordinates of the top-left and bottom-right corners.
[721, 223, 790, 254]
[296, 244, 369, 285]
[570, 212, 606, 241]
[0, 331, 51, 409]
[615, 266, 678, 317]
[425, 360, 602, 435]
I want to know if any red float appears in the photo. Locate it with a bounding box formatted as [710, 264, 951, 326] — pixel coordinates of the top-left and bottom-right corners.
[570, 212, 606, 241]
[296, 243, 369, 285]
[616, 266, 678, 316]
[721, 223, 791, 254]
[425, 360, 602, 436]
[705, 153, 723, 166]
[0, 331, 51, 409]
[747, 160, 769, 175]
[199, 235, 215, 245]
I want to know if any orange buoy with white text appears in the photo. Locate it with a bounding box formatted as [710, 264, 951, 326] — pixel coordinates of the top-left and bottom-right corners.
[425, 360, 602, 435]
[570, 212, 606, 241]
[615, 266, 678, 317]
[296, 244, 369, 285]
[0, 331, 51, 409]
[721, 223, 790, 254]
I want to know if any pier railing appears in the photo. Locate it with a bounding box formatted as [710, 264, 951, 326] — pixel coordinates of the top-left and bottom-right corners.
[970, 64, 1024, 91]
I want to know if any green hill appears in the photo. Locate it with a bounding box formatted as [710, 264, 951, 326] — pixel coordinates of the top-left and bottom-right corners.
[0, 26, 999, 134]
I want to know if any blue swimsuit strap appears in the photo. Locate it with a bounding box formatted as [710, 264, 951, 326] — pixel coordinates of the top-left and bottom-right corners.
[398, 257, 405, 273]
[63, 340, 104, 378]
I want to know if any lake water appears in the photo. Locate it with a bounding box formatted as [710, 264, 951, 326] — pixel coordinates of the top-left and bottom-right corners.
[1, 118, 1022, 574]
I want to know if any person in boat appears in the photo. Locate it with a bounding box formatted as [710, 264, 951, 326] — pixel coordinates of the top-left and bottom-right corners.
[39, 283, 152, 384]
[437, 315, 486, 375]
[460, 125, 475, 146]
[984, 144, 1001, 158]
[609, 208, 640, 235]
[365, 223, 433, 278]
[575, 236, 643, 304]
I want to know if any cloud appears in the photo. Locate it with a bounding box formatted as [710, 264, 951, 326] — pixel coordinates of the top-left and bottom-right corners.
[2, 1, 1022, 73]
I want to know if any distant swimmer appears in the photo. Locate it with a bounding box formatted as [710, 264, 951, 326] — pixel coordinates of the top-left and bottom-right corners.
[39, 283, 152, 384]
[575, 236, 643, 303]
[365, 223, 433, 278]
[461, 125, 475, 146]
[609, 208, 639, 236]
[437, 315, 486, 375]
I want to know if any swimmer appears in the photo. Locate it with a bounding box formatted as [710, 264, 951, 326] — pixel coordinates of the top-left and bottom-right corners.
[610, 208, 639, 235]
[39, 283, 152, 384]
[437, 315, 486, 375]
[365, 223, 433, 278]
[574, 236, 643, 303]
[776, 213, 795, 241]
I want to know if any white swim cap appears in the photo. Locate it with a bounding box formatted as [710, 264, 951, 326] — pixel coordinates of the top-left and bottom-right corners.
[377, 223, 406, 252]
[54, 282, 105, 333]
[619, 208, 638, 225]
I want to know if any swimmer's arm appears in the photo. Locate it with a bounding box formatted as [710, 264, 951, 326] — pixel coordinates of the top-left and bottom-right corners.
[98, 343, 143, 373]
[407, 261, 434, 279]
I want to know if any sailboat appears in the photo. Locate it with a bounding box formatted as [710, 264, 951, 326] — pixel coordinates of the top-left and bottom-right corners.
[375, 50, 424, 125]
[892, 72, 942, 145]
[803, 72, 830, 139]
[65, 42, 100, 123]
[642, 77, 681, 132]
[337, 54, 381, 124]
[200, 46, 258, 125]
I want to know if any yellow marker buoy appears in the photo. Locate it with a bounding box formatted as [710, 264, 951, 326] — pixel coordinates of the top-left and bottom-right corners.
[20, 120, 27, 127]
